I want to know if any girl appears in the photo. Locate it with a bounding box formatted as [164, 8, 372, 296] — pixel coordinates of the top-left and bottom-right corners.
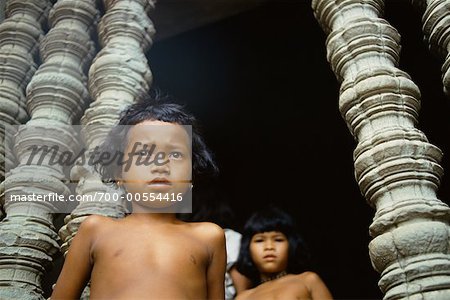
[235, 206, 333, 300]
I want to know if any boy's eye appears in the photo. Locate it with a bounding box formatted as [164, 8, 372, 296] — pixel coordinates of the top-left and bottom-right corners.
[168, 151, 183, 160]
[136, 150, 150, 156]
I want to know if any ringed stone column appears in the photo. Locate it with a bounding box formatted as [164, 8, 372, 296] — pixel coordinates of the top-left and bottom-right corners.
[312, 0, 450, 299]
[59, 0, 155, 262]
[412, 0, 450, 96]
[0, 0, 98, 299]
[0, 0, 53, 219]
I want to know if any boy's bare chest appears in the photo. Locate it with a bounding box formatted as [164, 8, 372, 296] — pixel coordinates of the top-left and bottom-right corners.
[94, 227, 209, 272]
[89, 226, 209, 299]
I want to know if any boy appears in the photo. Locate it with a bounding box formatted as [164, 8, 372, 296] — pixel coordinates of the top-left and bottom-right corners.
[51, 94, 226, 299]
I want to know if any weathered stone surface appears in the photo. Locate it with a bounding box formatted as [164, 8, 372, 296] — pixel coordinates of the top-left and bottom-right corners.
[0, 0, 52, 184]
[0, 0, 99, 299]
[57, 1, 155, 298]
[414, 0, 450, 96]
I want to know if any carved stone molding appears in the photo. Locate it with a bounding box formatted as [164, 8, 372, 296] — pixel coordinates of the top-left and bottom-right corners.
[58, 2, 156, 298]
[312, 0, 450, 299]
[0, 0, 54, 215]
[0, 0, 98, 298]
[413, 0, 450, 96]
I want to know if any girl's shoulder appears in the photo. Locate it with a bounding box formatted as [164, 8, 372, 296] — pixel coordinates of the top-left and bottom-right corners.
[266, 272, 322, 291]
[289, 271, 323, 285]
[294, 271, 320, 280]
[289, 271, 330, 295]
[235, 288, 252, 300]
[290, 272, 333, 299]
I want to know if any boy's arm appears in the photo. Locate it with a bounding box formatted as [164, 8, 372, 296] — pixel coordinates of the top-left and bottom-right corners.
[51, 216, 99, 300]
[205, 224, 226, 300]
[305, 272, 333, 300]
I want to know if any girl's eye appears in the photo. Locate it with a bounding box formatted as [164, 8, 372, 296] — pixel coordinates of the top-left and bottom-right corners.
[169, 151, 183, 160]
[275, 238, 285, 242]
[254, 238, 264, 243]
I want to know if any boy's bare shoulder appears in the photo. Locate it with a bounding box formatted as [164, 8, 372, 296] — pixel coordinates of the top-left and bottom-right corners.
[81, 214, 115, 226]
[77, 214, 117, 235]
[185, 221, 225, 243]
[188, 221, 223, 234]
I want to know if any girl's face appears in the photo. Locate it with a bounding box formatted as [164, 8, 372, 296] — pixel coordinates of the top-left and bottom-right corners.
[250, 231, 289, 276]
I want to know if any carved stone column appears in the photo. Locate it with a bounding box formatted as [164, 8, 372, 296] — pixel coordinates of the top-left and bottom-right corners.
[0, 0, 98, 299]
[57, 3, 155, 297]
[0, 0, 53, 220]
[312, 0, 450, 299]
[413, 0, 450, 96]
[59, 0, 155, 273]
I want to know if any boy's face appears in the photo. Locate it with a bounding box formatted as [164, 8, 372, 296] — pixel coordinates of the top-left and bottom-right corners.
[120, 120, 192, 209]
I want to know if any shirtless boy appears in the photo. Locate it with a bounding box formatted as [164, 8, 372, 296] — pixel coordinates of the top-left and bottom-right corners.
[51, 95, 226, 299]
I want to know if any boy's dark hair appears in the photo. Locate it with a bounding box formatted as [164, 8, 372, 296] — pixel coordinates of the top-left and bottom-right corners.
[236, 205, 311, 286]
[94, 91, 218, 183]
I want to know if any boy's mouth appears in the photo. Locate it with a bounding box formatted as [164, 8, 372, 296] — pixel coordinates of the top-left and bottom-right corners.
[147, 178, 172, 185]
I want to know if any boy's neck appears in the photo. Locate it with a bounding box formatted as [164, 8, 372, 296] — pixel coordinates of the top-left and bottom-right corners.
[128, 208, 178, 224]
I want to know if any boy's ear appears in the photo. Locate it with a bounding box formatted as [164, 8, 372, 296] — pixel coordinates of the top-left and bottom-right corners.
[114, 169, 123, 185]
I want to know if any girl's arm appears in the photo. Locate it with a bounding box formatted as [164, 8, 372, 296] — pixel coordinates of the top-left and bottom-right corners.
[51, 216, 98, 300]
[205, 224, 226, 300]
[229, 266, 252, 293]
[306, 272, 333, 300]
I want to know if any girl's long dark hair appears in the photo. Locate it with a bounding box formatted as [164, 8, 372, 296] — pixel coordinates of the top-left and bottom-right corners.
[236, 205, 311, 286]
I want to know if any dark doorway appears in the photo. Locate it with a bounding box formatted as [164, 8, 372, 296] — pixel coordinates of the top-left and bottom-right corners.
[149, 0, 449, 299]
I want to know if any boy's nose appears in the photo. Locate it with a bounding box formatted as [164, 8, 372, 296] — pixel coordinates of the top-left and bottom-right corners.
[150, 161, 170, 174]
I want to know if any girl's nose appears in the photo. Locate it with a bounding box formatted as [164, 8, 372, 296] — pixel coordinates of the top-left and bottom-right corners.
[264, 240, 275, 250]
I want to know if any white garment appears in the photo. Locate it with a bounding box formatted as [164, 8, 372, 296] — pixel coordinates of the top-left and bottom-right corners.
[224, 229, 242, 300]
